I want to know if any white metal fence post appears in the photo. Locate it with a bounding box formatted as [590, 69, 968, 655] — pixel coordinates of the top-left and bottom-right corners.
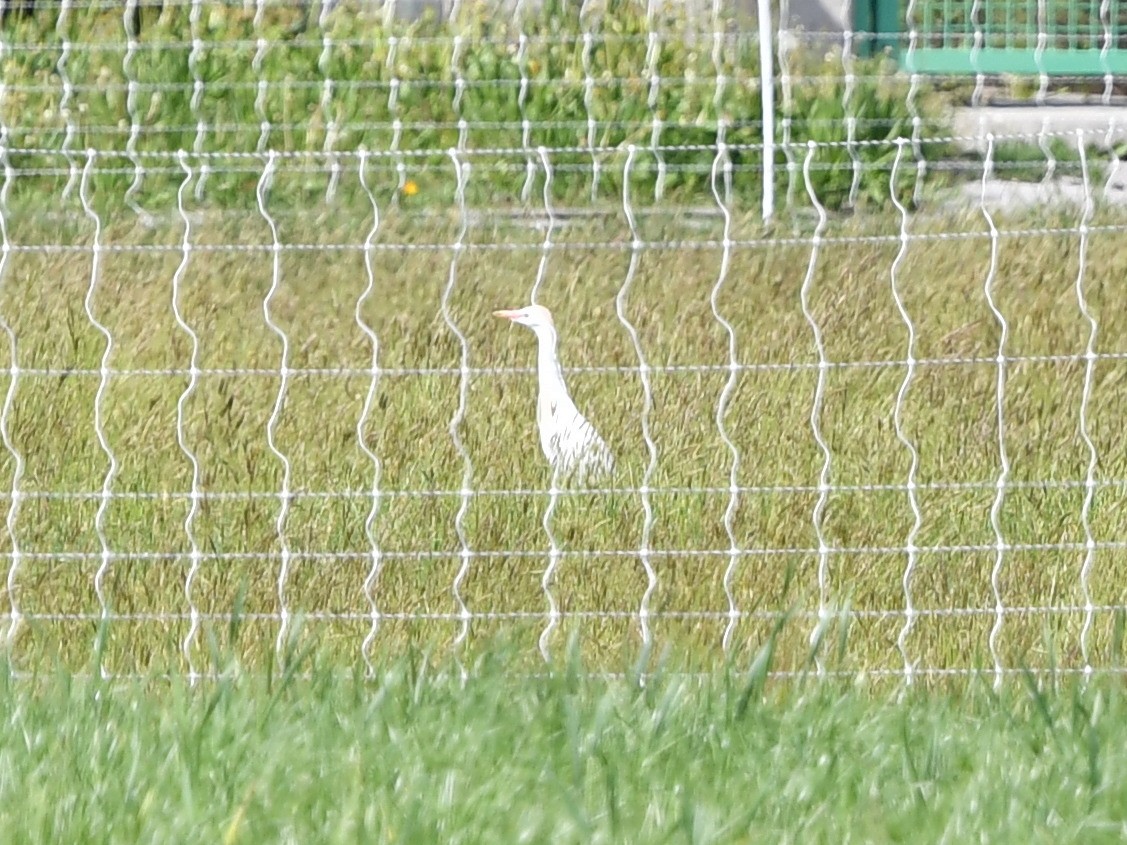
[757, 0, 776, 220]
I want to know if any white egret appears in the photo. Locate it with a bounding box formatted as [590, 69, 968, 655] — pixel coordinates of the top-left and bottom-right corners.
[494, 304, 614, 482]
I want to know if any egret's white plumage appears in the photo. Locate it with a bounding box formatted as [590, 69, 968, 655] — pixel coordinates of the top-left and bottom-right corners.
[494, 305, 614, 482]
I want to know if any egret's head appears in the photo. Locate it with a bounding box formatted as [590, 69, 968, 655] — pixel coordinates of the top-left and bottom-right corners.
[493, 304, 555, 330]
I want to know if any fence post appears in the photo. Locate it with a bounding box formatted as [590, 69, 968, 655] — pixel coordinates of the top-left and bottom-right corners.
[757, 0, 775, 221]
[853, 0, 900, 58]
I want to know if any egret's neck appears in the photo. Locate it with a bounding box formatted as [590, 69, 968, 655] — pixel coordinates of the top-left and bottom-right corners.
[532, 324, 567, 398]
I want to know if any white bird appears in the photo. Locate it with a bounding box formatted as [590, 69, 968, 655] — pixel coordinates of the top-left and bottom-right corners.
[494, 304, 614, 483]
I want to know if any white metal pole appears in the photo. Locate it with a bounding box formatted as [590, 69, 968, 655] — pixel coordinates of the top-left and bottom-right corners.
[756, 0, 775, 221]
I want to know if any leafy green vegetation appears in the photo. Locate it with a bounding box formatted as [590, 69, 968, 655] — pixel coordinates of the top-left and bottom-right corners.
[0, 0, 950, 212]
[990, 137, 1100, 183]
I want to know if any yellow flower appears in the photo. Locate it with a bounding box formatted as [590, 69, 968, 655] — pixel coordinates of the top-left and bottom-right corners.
[402, 179, 419, 197]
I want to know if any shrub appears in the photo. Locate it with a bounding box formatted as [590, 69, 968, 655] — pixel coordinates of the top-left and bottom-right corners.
[0, 0, 950, 213]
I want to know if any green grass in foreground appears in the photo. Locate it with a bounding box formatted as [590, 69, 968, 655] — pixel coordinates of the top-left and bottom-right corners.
[5, 647, 1127, 843]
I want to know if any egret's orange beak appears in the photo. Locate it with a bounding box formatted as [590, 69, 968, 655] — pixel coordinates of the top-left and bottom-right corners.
[493, 309, 521, 320]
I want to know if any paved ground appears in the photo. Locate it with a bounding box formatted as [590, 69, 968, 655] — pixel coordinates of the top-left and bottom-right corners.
[958, 175, 1127, 212]
[953, 105, 1127, 152]
[950, 104, 1127, 210]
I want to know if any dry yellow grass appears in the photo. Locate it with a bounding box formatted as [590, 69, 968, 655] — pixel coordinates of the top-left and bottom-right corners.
[0, 178, 1124, 678]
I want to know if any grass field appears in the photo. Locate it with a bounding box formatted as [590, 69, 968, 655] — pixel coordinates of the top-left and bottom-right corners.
[3, 4, 1126, 840]
[0, 158, 1123, 678]
[0, 0, 1119, 681]
[5, 650, 1127, 842]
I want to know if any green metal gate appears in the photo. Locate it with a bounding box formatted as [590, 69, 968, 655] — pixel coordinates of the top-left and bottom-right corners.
[854, 0, 1127, 74]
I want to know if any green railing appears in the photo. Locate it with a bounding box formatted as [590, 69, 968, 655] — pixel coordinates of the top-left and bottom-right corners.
[855, 0, 1127, 74]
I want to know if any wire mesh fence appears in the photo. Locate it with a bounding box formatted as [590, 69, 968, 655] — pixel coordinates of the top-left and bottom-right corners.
[0, 0, 1123, 683]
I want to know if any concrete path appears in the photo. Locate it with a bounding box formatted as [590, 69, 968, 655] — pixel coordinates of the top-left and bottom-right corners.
[953, 105, 1127, 152]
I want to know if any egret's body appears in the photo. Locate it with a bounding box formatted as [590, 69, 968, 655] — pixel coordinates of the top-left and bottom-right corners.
[494, 305, 614, 482]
